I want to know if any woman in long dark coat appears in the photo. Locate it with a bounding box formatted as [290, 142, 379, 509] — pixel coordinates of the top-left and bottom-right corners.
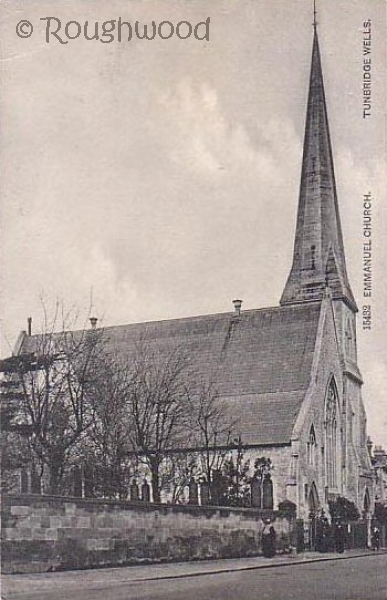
[334, 522, 345, 554]
[262, 524, 276, 558]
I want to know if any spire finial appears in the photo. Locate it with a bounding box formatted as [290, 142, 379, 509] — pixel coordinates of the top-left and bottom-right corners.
[313, 0, 317, 30]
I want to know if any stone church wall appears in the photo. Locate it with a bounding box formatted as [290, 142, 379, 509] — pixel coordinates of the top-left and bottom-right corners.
[244, 446, 292, 507]
[2, 494, 295, 574]
[295, 300, 344, 518]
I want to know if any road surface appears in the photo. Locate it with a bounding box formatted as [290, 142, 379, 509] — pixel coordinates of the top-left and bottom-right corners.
[3, 554, 387, 600]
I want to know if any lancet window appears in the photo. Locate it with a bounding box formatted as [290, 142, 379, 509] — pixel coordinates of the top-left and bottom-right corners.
[307, 424, 317, 468]
[325, 381, 339, 489]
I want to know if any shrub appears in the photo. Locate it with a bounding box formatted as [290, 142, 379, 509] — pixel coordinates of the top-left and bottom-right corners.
[328, 496, 360, 522]
[374, 502, 387, 525]
[278, 499, 297, 516]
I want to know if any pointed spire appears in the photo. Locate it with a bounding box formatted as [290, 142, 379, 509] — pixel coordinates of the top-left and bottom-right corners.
[280, 24, 357, 311]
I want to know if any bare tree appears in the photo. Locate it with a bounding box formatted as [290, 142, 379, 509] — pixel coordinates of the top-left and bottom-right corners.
[216, 437, 251, 507]
[158, 452, 198, 504]
[0, 382, 31, 493]
[127, 344, 191, 503]
[187, 382, 237, 502]
[1, 305, 103, 494]
[83, 349, 134, 498]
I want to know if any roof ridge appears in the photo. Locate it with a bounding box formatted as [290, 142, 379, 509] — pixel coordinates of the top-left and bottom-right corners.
[91, 300, 324, 334]
[18, 300, 323, 341]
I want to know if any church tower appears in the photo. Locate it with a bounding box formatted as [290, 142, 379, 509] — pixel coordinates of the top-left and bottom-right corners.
[280, 20, 362, 372]
[280, 20, 363, 384]
[281, 17, 369, 505]
[280, 23, 355, 312]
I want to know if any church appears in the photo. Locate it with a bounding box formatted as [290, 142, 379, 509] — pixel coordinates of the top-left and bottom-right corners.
[7, 22, 374, 520]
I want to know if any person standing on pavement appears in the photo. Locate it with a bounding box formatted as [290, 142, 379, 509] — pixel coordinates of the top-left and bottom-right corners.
[316, 516, 330, 552]
[262, 521, 276, 558]
[268, 526, 277, 557]
[334, 521, 345, 554]
[371, 526, 380, 551]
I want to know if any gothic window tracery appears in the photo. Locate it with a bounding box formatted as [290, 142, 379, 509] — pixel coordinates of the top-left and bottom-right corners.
[311, 245, 316, 270]
[345, 319, 355, 359]
[307, 424, 317, 468]
[325, 381, 339, 489]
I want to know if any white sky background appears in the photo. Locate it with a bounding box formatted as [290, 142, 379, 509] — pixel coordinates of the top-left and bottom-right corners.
[1, 0, 386, 445]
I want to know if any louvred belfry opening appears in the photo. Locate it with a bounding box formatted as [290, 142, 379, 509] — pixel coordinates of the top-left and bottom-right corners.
[280, 26, 357, 311]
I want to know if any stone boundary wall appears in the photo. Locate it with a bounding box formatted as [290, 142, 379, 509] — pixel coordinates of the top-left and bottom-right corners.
[1, 495, 295, 573]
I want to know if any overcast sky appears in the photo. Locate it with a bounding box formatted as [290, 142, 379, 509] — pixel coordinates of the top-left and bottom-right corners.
[1, 0, 386, 445]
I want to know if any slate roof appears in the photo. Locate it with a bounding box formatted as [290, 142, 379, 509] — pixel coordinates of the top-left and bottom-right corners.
[20, 302, 322, 446]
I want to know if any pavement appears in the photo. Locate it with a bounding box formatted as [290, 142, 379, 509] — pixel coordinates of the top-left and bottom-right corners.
[2, 548, 386, 598]
[70, 548, 386, 582]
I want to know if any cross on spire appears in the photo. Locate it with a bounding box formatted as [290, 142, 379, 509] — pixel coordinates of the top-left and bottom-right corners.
[313, 0, 317, 30]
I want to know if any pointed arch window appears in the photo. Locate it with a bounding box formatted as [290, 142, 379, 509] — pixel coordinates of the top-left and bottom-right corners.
[345, 320, 352, 356]
[307, 424, 317, 467]
[311, 245, 316, 270]
[345, 318, 356, 360]
[325, 381, 339, 489]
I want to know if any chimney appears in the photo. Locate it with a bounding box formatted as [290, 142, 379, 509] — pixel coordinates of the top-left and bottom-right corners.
[27, 317, 32, 336]
[232, 299, 242, 316]
[89, 317, 98, 330]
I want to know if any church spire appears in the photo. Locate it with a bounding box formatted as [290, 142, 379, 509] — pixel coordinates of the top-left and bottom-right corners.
[280, 21, 357, 311]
